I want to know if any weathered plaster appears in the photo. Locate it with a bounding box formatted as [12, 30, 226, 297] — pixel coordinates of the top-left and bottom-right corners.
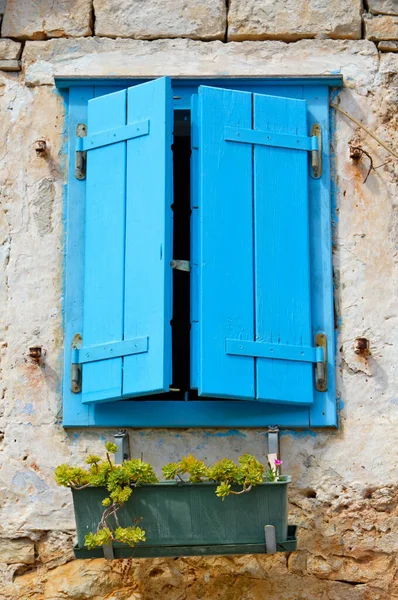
[1, 33, 398, 600]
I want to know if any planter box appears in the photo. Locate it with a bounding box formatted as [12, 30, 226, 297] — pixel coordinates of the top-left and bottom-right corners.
[72, 479, 297, 558]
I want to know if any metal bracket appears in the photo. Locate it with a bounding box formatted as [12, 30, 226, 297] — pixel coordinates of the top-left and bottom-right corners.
[315, 332, 328, 392]
[311, 123, 322, 179]
[267, 426, 280, 458]
[264, 525, 277, 554]
[103, 542, 114, 560]
[75, 123, 87, 180]
[113, 430, 130, 464]
[171, 259, 191, 272]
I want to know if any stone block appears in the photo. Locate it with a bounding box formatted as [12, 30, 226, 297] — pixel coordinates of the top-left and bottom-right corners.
[0, 39, 21, 61]
[379, 40, 398, 49]
[36, 531, 74, 567]
[94, 0, 226, 40]
[22, 38, 377, 89]
[0, 538, 34, 565]
[2, 0, 92, 39]
[0, 0, 5, 15]
[0, 60, 20, 72]
[227, 0, 362, 41]
[365, 15, 398, 40]
[368, 0, 398, 15]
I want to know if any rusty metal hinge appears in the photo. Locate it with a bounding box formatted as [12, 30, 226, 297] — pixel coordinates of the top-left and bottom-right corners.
[311, 124, 322, 179]
[75, 123, 87, 180]
[315, 332, 328, 392]
[71, 333, 82, 393]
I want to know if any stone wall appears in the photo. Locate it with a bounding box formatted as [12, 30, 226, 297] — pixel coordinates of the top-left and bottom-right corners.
[1, 2, 398, 600]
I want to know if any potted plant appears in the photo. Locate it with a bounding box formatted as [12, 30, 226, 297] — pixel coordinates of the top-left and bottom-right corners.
[55, 443, 297, 558]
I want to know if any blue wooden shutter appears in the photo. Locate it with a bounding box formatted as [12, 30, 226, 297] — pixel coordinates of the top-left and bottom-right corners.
[193, 85, 317, 404]
[78, 77, 173, 403]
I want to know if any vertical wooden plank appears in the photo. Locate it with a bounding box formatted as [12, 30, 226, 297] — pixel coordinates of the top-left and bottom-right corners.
[123, 77, 173, 396]
[63, 87, 93, 425]
[82, 89, 127, 403]
[253, 94, 314, 404]
[198, 86, 255, 399]
[304, 86, 337, 425]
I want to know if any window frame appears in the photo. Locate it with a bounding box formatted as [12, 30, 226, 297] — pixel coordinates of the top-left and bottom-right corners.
[58, 76, 342, 429]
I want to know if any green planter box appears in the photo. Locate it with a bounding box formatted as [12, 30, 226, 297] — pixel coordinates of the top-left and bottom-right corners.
[72, 479, 297, 558]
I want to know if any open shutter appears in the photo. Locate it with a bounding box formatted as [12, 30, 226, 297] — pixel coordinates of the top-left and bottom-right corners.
[193, 85, 319, 404]
[76, 77, 173, 403]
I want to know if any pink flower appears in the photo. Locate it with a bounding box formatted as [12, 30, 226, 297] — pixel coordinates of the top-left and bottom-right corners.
[274, 459, 283, 466]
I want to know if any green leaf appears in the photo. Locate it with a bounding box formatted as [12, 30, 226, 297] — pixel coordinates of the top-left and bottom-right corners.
[105, 442, 118, 454]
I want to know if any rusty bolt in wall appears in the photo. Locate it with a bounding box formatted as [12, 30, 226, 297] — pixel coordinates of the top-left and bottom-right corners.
[354, 337, 370, 357]
[28, 346, 46, 365]
[34, 140, 47, 157]
[349, 145, 363, 160]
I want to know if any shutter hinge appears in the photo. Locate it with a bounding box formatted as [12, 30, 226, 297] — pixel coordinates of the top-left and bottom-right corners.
[311, 124, 322, 179]
[226, 332, 328, 393]
[71, 333, 82, 393]
[315, 332, 328, 392]
[75, 123, 87, 180]
[70, 335, 149, 393]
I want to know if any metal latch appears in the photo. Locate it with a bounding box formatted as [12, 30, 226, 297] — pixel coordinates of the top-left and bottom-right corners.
[311, 124, 322, 179]
[75, 123, 87, 180]
[315, 332, 328, 392]
[171, 260, 190, 272]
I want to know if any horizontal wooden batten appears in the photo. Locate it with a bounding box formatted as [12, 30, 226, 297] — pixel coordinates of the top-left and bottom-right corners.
[72, 337, 149, 364]
[77, 119, 150, 151]
[224, 127, 317, 151]
[226, 339, 324, 363]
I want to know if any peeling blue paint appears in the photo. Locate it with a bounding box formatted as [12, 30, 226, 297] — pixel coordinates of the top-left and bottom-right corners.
[329, 89, 343, 428]
[12, 471, 50, 495]
[204, 429, 246, 438]
[22, 403, 34, 415]
[280, 430, 317, 439]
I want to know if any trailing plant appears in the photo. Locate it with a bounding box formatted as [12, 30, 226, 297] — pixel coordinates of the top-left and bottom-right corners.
[55, 443, 284, 549]
[55, 442, 157, 549]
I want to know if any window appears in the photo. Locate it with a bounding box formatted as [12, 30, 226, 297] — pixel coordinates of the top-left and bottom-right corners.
[61, 76, 342, 428]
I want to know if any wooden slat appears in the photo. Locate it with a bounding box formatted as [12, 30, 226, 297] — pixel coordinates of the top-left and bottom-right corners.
[82, 89, 127, 403]
[253, 94, 314, 404]
[197, 86, 255, 399]
[123, 77, 174, 396]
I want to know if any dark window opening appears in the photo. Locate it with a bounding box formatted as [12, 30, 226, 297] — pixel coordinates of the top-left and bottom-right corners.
[170, 110, 191, 397]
